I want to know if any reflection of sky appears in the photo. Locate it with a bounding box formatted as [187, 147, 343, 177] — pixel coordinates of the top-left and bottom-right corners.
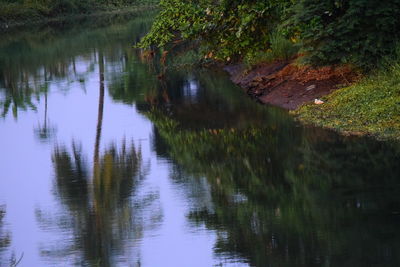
[0, 48, 245, 267]
[182, 78, 200, 102]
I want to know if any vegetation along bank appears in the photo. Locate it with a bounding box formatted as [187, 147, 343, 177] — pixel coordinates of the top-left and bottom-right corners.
[137, 0, 400, 140]
[0, 0, 158, 28]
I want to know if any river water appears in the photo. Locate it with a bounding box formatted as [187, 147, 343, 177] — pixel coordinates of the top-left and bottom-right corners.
[1, 11, 400, 267]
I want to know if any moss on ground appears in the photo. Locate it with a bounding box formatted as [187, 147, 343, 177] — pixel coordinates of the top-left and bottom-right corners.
[294, 62, 400, 140]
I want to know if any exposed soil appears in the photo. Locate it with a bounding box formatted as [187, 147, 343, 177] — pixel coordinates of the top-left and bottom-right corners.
[224, 61, 360, 110]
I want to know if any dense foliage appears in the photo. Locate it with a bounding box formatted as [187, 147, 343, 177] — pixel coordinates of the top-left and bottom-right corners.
[0, 0, 157, 23]
[138, 0, 294, 61]
[290, 0, 400, 69]
[138, 0, 400, 69]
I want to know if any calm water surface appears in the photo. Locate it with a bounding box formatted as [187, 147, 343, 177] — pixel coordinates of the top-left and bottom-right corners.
[1, 12, 400, 267]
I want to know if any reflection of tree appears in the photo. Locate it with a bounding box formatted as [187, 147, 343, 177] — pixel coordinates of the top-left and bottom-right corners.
[107, 48, 161, 107]
[94, 50, 105, 166]
[0, 69, 39, 119]
[46, 139, 147, 266]
[107, 50, 292, 133]
[0, 11, 156, 119]
[37, 49, 158, 266]
[34, 85, 57, 142]
[149, 105, 400, 266]
[52, 142, 90, 211]
[0, 206, 11, 265]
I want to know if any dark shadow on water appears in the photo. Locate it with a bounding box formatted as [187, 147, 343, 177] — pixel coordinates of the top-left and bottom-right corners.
[148, 98, 400, 266]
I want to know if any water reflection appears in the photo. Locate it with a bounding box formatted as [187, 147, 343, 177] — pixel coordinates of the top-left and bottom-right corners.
[1, 9, 400, 267]
[148, 94, 400, 266]
[36, 46, 159, 266]
[39, 139, 152, 266]
[0, 206, 11, 265]
[0, 11, 156, 120]
[33, 86, 57, 143]
[118, 47, 400, 265]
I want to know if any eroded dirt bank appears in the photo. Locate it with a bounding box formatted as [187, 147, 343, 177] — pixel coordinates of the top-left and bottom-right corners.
[225, 62, 359, 110]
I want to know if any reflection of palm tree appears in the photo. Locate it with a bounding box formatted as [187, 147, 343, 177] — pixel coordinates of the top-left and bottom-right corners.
[52, 141, 90, 211]
[48, 140, 145, 266]
[0, 69, 38, 119]
[34, 85, 57, 142]
[0, 206, 11, 264]
[39, 50, 158, 266]
[85, 51, 145, 265]
[94, 50, 105, 167]
[87, 141, 144, 266]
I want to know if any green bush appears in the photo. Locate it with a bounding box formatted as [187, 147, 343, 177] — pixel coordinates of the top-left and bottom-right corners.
[138, 0, 400, 69]
[137, 0, 293, 61]
[289, 0, 400, 69]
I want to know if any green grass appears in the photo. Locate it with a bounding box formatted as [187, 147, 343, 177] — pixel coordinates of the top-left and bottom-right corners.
[244, 32, 299, 66]
[294, 60, 400, 140]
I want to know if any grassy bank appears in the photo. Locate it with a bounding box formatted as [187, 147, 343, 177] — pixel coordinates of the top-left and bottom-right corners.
[294, 60, 400, 140]
[0, 0, 158, 28]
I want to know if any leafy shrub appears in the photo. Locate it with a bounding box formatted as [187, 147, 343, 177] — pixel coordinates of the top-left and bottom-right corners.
[137, 0, 294, 61]
[289, 0, 400, 69]
[138, 0, 400, 69]
[137, 0, 205, 48]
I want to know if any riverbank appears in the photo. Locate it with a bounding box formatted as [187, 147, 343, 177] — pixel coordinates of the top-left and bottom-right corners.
[133, 0, 400, 141]
[0, 1, 158, 30]
[224, 60, 400, 141]
[224, 62, 359, 110]
[294, 63, 400, 141]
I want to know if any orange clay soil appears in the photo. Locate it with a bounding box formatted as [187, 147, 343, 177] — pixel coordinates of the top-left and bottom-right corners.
[224, 61, 360, 110]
